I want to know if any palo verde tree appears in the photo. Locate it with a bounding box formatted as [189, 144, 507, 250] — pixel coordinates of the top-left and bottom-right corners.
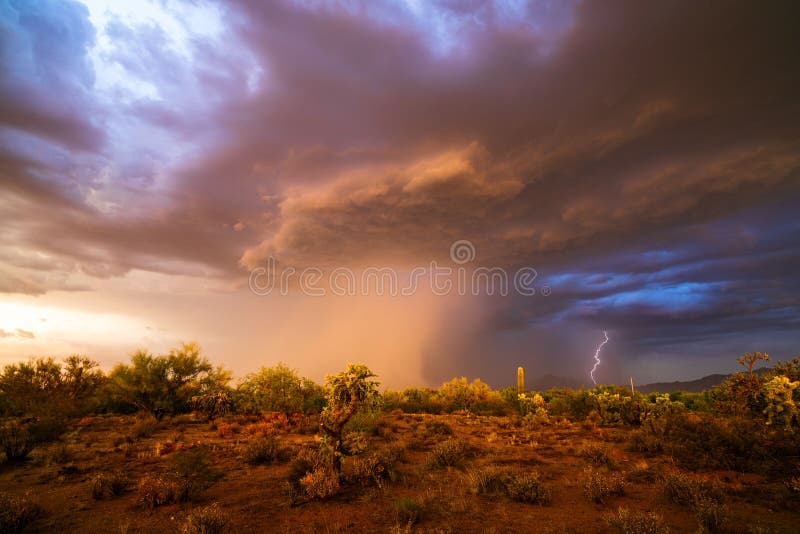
[319, 364, 380, 474]
[236, 362, 324, 415]
[109, 343, 230, 419]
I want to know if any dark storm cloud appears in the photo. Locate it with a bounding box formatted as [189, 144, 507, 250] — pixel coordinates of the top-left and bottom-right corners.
[0, 0, 798, 379]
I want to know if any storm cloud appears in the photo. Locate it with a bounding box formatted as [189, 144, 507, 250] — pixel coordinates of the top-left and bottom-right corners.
[1, 0, 798, 384]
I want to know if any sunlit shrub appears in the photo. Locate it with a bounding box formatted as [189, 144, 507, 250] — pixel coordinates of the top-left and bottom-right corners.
[425, 439, 468, 469]
[182, 503, 229, 534]
[605, 507, 669, 534]
[300, 467, 340, 500]
[763, 376, 799, 428]
[583, 467, 625, 504]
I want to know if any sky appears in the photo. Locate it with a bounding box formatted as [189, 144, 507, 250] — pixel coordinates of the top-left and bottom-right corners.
[0, 0, 798, 388]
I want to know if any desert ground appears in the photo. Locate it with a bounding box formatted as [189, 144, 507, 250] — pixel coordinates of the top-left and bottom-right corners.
[2, 409, 798, 534]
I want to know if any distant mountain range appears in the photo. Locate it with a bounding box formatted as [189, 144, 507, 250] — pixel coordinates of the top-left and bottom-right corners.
[527, 368, 771, 393]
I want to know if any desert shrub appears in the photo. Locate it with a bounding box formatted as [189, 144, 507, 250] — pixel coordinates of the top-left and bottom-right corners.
[437, 377, 505, 413]
[0, 491, 42, 533]
[284, 453, 316, 505]
[349, 444, 404, 488]
[216, 422, 241, 438]
[425, 439, 468, 469]
[91, 471, 128, 500]
[423, 420, 453, 437]
[0, 420, 35, 462]
[661, 472, 724, 507]
[129, 416, 159, 440]
[300, 467, 340, 500]
[137, 474, 179, 509]
[661, 471, 728, 530]
[630, 410, 780, 472]
[392, 497, 426, 525]
[505, 471, 552, 504]
[468, 467, 551, 505]
[583, 467, 625, 504]
[606, 507, 669, 534]
[627, 462, 658, 484]
[382, 387, 443, 414]
[345, 409, 380, 434]
[468, 466, 508, 495]
[242, 436, 287, 465]
[170, 447, 222, 502]
[581, 443, 616, 468]
[693, 496, 728, 532]
[182, 503, 229, 534]
[341, 431, 369, 455]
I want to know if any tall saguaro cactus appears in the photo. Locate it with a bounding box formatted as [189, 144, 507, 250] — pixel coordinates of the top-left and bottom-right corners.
[517, 366, 525, 395]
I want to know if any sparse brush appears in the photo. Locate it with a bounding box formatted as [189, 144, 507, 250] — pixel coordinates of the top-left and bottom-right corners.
[693, 496, 728, 533]
[129, 416, 158, 441]
[392, 497, 426, 525]
[182, 503, 229, 534]
[242, 436, 287, 465]
[137, 474, 179, 509]
[581, 443, 616, 469]
[349, 447, 401, 488]
[505, 471, 552, 505]
[468, 466, 507, 495]
[423, 420, 453, 437]
[468, 467, 552, 505]
[606, 507, 670, 534]
[661, 472, 725, 507]
[661, 472, 727, 532]
[425, 439, 468, 469]
[170, 447, 223, 502]
[583, 467, 626, 504]
[0, 491, 42, 533]
[91, 471, 128, 500]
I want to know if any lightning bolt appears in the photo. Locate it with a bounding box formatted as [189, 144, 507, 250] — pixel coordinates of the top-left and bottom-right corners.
[590, 331, 609, 385]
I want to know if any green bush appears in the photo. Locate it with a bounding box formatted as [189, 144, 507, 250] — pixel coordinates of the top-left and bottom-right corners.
[236, 363, 325, 415]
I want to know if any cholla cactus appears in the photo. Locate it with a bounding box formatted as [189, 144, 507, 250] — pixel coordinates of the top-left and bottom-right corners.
[517, 367, 525, 395]
[518, 392, 547, 419]
[763, 375, 799, 428]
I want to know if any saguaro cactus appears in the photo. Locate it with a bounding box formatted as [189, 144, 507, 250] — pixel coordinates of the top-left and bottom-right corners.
[517, 366, 525, 395]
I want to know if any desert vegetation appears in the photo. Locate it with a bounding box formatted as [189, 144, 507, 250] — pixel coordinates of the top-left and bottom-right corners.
[1, 346, 799, 532]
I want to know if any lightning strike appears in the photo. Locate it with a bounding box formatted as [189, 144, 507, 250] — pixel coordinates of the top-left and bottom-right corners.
[590, 331, 609, 385]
